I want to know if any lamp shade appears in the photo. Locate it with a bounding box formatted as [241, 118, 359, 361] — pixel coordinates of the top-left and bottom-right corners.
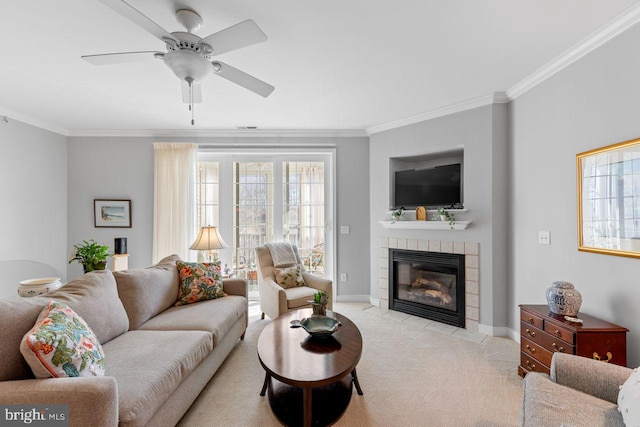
[189, 226, 229, 251]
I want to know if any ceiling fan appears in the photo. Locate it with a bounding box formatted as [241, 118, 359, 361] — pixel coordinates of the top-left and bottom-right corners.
[82, 0, 275, 125]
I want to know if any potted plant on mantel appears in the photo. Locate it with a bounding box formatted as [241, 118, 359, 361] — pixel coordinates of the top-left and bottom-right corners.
[437, 207, 456, 229]
[69, 239, 110, 273]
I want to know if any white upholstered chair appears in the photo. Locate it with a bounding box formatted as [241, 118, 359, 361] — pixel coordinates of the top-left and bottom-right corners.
[256, 244, 332, 320]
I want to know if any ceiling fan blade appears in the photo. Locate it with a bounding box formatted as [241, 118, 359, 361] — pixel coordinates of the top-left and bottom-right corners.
[212, 61, 275, 97]
[97, 0, 176, 42]
[201, 20, 267, 56]
[82, 51, 160, 65]
[181, 82, 203, 103]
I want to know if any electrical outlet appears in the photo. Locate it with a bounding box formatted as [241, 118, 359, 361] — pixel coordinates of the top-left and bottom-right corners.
[538, 230, 550, 245]
[340, 225, 350, 234]
[340, 273, 348, 282]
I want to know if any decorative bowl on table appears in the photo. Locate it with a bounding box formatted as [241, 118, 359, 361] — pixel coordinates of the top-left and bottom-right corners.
[18, 277, 62, 297]
[300, 316, 342, 339]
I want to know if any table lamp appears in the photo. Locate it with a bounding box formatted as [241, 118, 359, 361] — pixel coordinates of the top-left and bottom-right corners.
[189, 226, 229, 263]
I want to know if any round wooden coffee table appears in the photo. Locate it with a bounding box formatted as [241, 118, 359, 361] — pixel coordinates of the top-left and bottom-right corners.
[258, 308, 363, 427]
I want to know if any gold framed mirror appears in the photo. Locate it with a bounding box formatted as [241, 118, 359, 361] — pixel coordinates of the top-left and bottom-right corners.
[577, 137, 640, 258]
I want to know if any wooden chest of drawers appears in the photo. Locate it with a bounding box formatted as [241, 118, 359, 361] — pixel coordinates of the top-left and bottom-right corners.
[518, 304, 628, 378]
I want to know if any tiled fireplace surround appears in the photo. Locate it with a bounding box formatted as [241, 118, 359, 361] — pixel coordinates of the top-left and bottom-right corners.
[379, 237, 480, 332]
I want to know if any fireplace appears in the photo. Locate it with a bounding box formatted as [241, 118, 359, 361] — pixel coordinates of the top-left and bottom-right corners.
[389, 249, 465, 328]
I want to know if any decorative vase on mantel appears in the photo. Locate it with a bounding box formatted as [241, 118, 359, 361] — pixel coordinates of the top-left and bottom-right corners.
[546, 281, 582, 316]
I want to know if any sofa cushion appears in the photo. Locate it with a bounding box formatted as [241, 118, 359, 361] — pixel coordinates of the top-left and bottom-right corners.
[21, 300, 105, 378]
[138, 295, 246, 347]
[285, 286, 318, 309]
[175, 260, 224, 306]
[41, 270, 129, 344]
[114, 254, 181, 330]
[0, 298, 53, 381]
[274, 264, 305, 289]
[102, 330, 212, 427]
[520, 372, 625, 426]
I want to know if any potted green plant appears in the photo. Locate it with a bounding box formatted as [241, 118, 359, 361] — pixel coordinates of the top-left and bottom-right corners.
[69, 239, 110, 273]
[437, 207, 456, 229]
[312, 290, 329, 316]
[391, 207, 405, 223]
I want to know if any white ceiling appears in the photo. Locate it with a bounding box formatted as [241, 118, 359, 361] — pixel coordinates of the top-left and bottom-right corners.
[0, 0, 638, 135]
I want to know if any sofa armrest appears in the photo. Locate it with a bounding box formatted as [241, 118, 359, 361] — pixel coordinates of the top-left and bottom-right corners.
[223, 278, 248, 298]
[551, 352, 632, 404]
[0, 376, 118, 427]
[302, 272, 333, 310]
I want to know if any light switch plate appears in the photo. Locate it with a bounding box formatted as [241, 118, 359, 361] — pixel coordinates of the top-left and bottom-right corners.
[340, 225, 350, 234]
[538, 230, 550, 245]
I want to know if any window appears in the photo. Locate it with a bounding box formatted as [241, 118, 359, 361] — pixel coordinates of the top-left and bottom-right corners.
[194, 152, 334, 298]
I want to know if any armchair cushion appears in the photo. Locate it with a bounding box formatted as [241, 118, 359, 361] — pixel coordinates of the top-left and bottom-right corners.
[274, 265, 305, 289]
[285, 286, 319, 309]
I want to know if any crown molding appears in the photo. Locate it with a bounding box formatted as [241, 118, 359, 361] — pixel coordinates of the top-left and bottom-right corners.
[507, 2, 640, 99]
[0, 109, 68, 136]
[366, 92, 508, 135]
[66, 128, 368, 138]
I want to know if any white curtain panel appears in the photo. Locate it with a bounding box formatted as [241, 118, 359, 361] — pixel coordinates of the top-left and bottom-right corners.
[153, 142, 197, 263]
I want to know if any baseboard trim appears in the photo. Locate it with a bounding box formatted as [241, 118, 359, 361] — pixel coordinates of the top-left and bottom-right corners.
[369, 297, 381, 307]
[507, 327, 520, 344]
[478, 324, 511, 337]
[335, 294, 371, 303]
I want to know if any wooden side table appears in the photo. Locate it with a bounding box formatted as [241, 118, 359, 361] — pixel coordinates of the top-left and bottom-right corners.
[518, 304, 628, 377]
[112, 254, 129, 271]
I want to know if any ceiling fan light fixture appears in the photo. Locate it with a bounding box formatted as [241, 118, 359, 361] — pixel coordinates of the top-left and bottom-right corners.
[163, 50, 212, 82]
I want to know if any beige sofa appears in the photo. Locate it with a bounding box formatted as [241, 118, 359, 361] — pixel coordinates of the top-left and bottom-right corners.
[0, 255, 248, 427]
[520, 352, 632, 426]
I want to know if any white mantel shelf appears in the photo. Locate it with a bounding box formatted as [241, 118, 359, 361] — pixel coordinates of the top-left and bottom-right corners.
[379, 220, 471, 230]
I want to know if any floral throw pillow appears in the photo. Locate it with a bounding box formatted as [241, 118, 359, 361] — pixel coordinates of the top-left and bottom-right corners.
[176, 260, 224, 306]
[273, 264, 305, 289]
[20, 300, 105, 378]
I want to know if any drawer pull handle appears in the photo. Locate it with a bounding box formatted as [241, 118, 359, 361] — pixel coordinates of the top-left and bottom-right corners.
[553, 329, 562, 338]
[525, 344, 536, 354]
[525, 328, 536, 337]
[593, 351, 613, 363]
[528, 317, 535, 324]
[552, 343, 565, 353]
[525, 360, 536, 371]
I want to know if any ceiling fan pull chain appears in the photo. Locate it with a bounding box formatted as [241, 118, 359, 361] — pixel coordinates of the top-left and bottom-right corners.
[186, 78, 195, 126]
[190, 81, 195, 125]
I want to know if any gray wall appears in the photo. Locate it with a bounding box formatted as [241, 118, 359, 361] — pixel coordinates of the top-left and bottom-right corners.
[369, 104, 509, 331]
[509, 23, 640, 366]
[67, 138, 154, 278]
[67, 136, 370, 300]
[0, 120, 67, 297]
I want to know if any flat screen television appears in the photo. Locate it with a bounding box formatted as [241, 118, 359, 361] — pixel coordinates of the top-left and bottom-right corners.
[394, 163, 462, 208]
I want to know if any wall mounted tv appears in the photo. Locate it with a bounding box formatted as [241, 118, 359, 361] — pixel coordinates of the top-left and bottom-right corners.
[394, 163, 462, 209]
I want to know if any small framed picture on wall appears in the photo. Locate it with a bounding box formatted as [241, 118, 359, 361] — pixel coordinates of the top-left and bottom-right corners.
[94, 199, 132, 228]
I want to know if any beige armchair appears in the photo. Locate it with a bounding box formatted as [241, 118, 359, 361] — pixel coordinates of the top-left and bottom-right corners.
[520, 352, 632, 426]
[256, 244, 332, 320]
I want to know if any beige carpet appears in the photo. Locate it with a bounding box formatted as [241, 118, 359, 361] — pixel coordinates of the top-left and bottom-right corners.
[178, 302, 523, 427]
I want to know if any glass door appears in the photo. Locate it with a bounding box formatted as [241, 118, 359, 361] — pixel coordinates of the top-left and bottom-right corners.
[196, 152, 333, 301]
